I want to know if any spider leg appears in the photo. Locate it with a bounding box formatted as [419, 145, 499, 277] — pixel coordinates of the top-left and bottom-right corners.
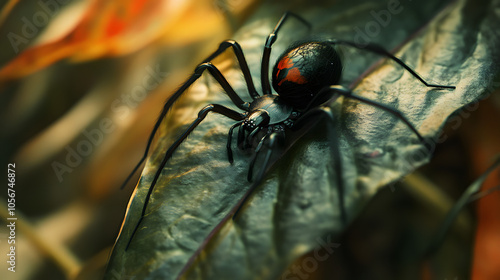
[261, 12, 311, 95]
[307, 85, 425, 142]
[326, 39, 455, 89]
[248, 127, 262, 143]
[240, 126, 262, 151]
[203, 40, 259, 99]
[125, 104, 245, 250]
[120, 62, 250, 190]
[227, 121, 242, 163]
[254, 132, 285, 182]
[237, 121, 246, 150]
[425, 157, 500, 257]
[294, 107, 347, 224]
[236, 131, 284, 217]
[247, 134, 268, 182]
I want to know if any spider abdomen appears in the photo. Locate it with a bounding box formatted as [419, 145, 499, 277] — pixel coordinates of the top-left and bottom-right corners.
[272, 41, 342, 110]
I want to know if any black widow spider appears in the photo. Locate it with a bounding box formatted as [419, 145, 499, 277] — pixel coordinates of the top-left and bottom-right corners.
[122, 12, 455, 250]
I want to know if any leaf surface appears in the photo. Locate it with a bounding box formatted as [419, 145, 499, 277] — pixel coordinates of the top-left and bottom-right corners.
[105, 0, 500, 279]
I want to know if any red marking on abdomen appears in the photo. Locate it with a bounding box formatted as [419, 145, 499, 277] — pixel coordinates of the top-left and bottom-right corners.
[276, 56, 307, 86]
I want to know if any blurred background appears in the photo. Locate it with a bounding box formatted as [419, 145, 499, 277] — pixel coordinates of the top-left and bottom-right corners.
[0, 0, 498, 279]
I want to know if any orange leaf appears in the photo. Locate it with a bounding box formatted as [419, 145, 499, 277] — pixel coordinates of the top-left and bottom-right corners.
[0, 0, 198, 82]
[461, 97, 500, 280]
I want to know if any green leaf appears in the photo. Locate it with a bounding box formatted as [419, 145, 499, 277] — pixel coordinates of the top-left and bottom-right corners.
[105, 0, 500, 279]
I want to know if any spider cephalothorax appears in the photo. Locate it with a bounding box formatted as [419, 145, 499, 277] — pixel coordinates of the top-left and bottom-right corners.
[232, 94, 299, 160]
